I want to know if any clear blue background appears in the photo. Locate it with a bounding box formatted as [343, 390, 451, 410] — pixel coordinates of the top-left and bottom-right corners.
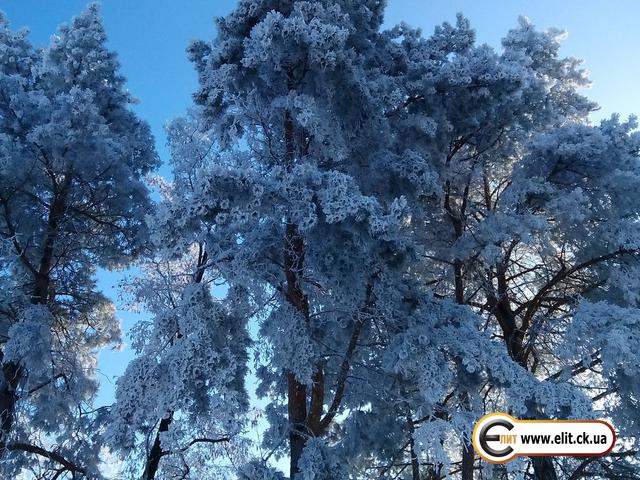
[2, 0, 639, 406]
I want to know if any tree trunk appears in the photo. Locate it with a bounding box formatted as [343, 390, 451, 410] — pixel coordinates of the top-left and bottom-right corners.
[288, 370, 308, 478]
[284, 222, 310, 478]
[531, 456, 558, 480]
[143, 415, 173, 480]
[282, 102, 315, 477]
[453, 260, 475, 480]
[491, 267, 560, 480]
[0, 353, 21, 446]
[461, 442, 474, 480]
[406, 408, 421, 480]
[0, 173, 71, 448]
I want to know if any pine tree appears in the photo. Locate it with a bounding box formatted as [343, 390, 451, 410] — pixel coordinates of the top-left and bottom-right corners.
[108, 111, 252, 480]
[104, 2, 640, 479]
[0, 5, 157, 477]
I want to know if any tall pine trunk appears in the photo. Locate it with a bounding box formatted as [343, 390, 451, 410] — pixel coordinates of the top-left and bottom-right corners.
[283, 105, 312, 476]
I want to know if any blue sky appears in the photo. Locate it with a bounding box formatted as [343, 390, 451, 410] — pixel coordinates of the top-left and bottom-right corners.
[2, 0, 639, 406]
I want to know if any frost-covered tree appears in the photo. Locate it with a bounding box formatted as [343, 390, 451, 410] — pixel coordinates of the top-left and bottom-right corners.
[104, 2, 640, 480]
[389, 17, 640, 480]
[0, 5, 157, 477]
[107, 112, 252, 480]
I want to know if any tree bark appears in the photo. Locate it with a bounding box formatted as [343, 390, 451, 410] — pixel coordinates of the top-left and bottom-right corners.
[282, 103, 315, 477]
[461, 442, 475, 480]
[144, 415, 173, 480]
[284, 222, 311, 478]
[1, 173, 71, 449]
[453, 259, 475, 480]
[405, 408, 421, 480]
[531, 456, 558, 480]
[5, 441, 86, 476]
[0, 352, 21, 446]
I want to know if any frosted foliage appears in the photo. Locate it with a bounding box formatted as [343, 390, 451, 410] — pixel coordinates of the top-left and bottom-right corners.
[298, 439, 348, 480]
[238, 460, 286, 480]
[413, 419, 452, 470]
[140, 1, 640, 478]
[0, 4, 156, 478]
[3, 306, 53, 380]
[564, 301, 640, 375]
[505, 457, 528, 480]
[242, 3, 352, 72]
[107, 205, 251, 477]
[610, 264, 640, 306]
[109, 281, 249, 450]
[97, 0, 640, 480]
[261, 301, 317, 385]
[385, 297, 589, 412]
[562, 301, 640, 441]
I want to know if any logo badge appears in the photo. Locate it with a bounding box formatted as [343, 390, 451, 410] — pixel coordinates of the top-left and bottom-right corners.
[472, 413, 616, 464]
